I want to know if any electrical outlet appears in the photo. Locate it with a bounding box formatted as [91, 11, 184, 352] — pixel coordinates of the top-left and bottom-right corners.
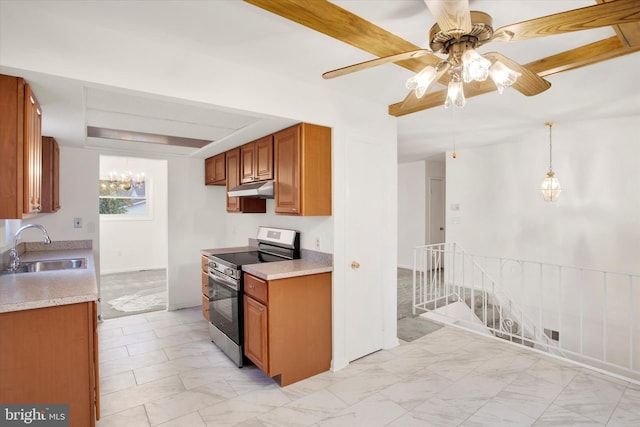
[315, 238, 320, 249]
[74, 217, 82, 228]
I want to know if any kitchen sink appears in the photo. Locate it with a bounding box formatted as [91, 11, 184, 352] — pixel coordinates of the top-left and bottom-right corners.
[2, 258, 87, 274]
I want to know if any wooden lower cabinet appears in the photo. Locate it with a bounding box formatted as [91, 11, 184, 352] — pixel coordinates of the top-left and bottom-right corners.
[244, 295, 269, 372]
[201, 255, 210, 320]
[0, 301, 100, 427]
[243, 272, 331, 386]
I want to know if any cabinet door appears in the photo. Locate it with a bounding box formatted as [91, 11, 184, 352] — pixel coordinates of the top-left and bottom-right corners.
[274, 125, 301, 214]
[0, 302, 98, 427]
[226, 148, 241, 212]
[52, 139, 60, 210]
[254, 135, 273, 181]
[226, 147, 266, 213]
[23, 83, 42, 214]
[240, 142, 255, 183]
[205, 153, 226, 185]
[244, 295, 269, 372]
[41, 136, 60, 213]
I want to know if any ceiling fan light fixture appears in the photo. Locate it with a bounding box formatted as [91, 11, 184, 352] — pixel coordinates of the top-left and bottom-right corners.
[461, 49, 491, 83]
[445, 72, 465, 108]
[489, 60, 521, 94]
[406, 65, 438, 98]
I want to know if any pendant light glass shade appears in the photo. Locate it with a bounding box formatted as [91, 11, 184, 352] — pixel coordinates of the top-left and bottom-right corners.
[540, 171, 561, 201]
[540, 122, 561, 202]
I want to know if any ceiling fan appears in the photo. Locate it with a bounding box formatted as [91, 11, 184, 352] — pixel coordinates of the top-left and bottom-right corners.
[245, 0, 640, 116]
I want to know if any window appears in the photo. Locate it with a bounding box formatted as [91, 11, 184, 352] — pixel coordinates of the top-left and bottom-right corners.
[99, 174, 149, 217]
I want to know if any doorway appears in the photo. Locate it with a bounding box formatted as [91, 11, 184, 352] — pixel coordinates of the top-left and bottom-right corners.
[428, 177, 445, 246]
[98, 155, 169, 319]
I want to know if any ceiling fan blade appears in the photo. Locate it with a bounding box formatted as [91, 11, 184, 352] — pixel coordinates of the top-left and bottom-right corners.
[484, 52, 551, 96]
[244, 0, 442, 73]
[323, 49, 432, 80]
[596, 0, 640, 48]
[494, 0, 640, 43]
[424, 0, 472, 33]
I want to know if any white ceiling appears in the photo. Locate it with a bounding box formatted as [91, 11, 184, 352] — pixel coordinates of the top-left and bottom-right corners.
[1, 0, 638, 162]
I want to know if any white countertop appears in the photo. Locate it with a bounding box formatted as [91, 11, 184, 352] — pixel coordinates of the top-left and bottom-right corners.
[242, 259, 333, 280]
[0, 247, 98, 313]
[201, 246, 333, 280]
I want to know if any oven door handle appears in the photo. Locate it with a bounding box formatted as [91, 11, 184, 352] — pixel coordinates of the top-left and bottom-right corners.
[209, 269, 240, 291]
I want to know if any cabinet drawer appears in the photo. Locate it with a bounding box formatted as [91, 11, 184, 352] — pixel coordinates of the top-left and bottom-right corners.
[244, 274, 267, 304]
[201, 255, 208, 273]
[202, 294, 210, 321]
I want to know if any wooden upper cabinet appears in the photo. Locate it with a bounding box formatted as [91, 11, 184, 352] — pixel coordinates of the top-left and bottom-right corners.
[205, 152, 226, 186]
[23, 83, 42, 215]
[0, 74, 42, 219]
[274, 123, 331, 216]
[226, 147, 266, 213]
[41, 136, 60, 213]
[240, 135, 273, 183]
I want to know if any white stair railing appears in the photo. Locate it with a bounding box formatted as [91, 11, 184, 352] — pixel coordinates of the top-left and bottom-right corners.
[413, 243, 640, 383]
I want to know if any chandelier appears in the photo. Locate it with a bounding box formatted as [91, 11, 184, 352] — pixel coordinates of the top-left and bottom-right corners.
[540, 122, 561, 202]
[406, 12, 520, 108]
[107, 170, 145, 192]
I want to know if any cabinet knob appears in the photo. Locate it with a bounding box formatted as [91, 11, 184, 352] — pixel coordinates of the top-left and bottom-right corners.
[259, 307, 264, 312]
[351, 261, 360, 269]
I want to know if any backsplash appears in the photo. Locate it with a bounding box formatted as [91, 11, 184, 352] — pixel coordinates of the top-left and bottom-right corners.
[301, 249, 333, 265]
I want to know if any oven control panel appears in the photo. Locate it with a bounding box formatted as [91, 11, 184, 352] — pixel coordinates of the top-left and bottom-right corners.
[208, 259, 241, 280]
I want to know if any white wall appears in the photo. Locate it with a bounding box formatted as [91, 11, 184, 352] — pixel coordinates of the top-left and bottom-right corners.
[15, 146, 101, 263]
[398, 161, 426, 269]
[99, 156, 168, 274]
[446, 115, 640, 275]
[397, 159, 445, 269]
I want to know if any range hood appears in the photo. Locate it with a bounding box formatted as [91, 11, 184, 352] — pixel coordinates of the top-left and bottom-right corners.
[227, 180, 274, 199]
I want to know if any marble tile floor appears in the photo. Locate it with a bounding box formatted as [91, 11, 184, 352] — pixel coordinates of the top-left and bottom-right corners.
[96, 307, 640, 427]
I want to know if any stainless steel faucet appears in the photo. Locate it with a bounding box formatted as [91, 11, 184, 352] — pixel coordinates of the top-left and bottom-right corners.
[7, 224, 52, 272]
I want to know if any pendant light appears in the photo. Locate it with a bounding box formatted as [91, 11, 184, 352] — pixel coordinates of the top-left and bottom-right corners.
[540, 122, 561, 202]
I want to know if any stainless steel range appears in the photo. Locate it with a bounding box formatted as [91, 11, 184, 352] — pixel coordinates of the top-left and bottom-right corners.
[206, 226, 300, 367]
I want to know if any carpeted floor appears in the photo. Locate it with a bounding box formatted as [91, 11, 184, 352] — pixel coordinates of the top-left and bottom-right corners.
[99, 269, 167, 320]
[397, 267, 442, 342]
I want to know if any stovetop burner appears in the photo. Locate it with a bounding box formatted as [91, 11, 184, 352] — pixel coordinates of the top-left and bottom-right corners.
[210, 250, 290, 267]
